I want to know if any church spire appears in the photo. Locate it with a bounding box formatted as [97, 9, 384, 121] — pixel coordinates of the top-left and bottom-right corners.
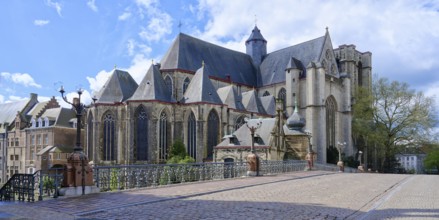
[245, 25, 267, 67]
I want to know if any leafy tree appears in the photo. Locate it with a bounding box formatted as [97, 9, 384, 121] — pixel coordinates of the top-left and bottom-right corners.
[167, 139, 195, 164]
[424, 150, 439, 172]
[372, 78, 438, 172]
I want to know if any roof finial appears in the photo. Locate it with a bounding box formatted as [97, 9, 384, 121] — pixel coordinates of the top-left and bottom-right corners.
[114, 64, 117, 69]
[178, 20, 182, 33]
[202, 60, 205, 67]
[151, 59, 154, 65]
[254, 14, 257, 26]
[326, 26, 329, 33]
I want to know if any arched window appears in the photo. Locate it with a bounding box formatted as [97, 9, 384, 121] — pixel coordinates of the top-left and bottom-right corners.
[187, 112, 196, 160]
[159, 111, 169, 161]
[135, 106, 149, 161]
[262, 91, 270, 97]
[206, 110, 219, 160]
[278, 88, 286, 111]
[164, 75, 173, 96]
[234, 115, 246, 131]
[103, 113, 116, 161]
[183, 77, 190, 94]
[87, 113, 94, 160]
[326, 96, 337, 150]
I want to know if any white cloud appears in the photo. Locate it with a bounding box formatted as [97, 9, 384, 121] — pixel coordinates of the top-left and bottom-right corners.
[135, 0, 173, 42]
[86, 69, 113, 94]
[1, 72, 42, 88]
[118, 11, 132, 21]
[87, 0, 98, 12]
[34, 19, 50, 26]
[45, 0, 62, 17]
[0, 95, 4, 103]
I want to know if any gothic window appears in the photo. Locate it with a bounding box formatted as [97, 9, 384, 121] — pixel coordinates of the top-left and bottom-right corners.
[262, 91, 270, 97]
[103, 113, 116, 161]
[206, 110, 219, 160]
[187, 112, 196, 160]
[159, 111, 169, 161]
[135, 106, 149, 161]
[164, 75, 173, 96]
[234, 115, 246, 131]
[87, 113, 94, 160]
[326, 96, 337, 150]
[278, 88, 286, 111]
[322, 59, 328, 73]
[183, 77, 190, 94]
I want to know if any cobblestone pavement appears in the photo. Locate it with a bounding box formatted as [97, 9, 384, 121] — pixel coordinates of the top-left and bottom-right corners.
[0, 171, 437, 220]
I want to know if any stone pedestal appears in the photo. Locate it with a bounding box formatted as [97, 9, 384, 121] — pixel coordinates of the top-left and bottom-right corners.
[337, 161, 344, 172]
[61, 151, 98, 196]
[247, 152, 260, 176]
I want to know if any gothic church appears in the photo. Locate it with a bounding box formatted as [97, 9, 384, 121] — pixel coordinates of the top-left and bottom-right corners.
[85, 26, 371, 164]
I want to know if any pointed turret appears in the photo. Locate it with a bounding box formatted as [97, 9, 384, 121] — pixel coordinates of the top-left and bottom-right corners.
[183, 63, 222, 105]
[286, 98, 305, 131]
[95, 69, 138, 103]
[129, 64, 176, 102]
[246, 25, 267, 67]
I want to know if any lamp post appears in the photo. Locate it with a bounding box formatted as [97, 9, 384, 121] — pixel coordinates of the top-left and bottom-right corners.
[337, 142, 346, 172]
[59, 86, 96, 196]
[304, 130, 313, 170]
[245, 118, 262, 176]
[358, 151, 364, 172]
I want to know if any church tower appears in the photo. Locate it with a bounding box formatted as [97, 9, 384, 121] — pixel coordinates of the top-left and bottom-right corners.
[246, 26, 267, 67]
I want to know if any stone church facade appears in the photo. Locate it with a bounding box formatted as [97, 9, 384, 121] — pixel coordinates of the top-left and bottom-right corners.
[85, 26, 371, 165]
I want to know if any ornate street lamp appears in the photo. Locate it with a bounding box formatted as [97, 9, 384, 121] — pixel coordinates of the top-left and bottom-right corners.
[245, 118, 262, 176]
[58, 86, 97, 196]
[337, 142, 346, 172]
[304, 130, 313, 170]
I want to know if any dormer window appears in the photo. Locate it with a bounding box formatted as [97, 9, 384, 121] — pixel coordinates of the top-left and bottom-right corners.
[44, 117, 49, 127]
[37, 118, 42, 128]
[31, 119, 36, 128]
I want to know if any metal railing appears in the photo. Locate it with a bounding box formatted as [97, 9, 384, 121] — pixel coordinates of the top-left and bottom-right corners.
[93, 160, 309, 192]
[0, 168, 63, 202]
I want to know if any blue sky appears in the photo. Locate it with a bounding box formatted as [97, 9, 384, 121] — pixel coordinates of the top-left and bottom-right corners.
[1, 0, 439, 115]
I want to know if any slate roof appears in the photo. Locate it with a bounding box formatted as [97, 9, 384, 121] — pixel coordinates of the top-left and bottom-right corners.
[43, 108, 76, 127]
[96, 69, 138, 103]
[216, 118, 275, 148]
[260, 95, 276, 116]
[183, 64, 223, 105]
[259, 35, 326, 86]
[0, 100, 29, 126]
[246, 25, 267, 43]
[160, 33, 257, 86]
[217, 85, 245, 111]
[129, 64, 176, 102]
[241, 90, 266, 114]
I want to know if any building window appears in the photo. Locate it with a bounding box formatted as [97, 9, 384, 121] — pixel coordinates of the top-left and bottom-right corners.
[87, 113, 94, 160]
[206, 110, 219, 160]
[278, 88, 286, 111]
[31, 135, 35, 145]
[159, 111, 169, 161]
[164, 75, 173, 96]
[183, 77, 190, 94]
[15, 138, 18, 146]
[135, 106, 149, 161]
[31, 119, 36, 128]
[103, 113, 116, 161]
[262, 91, 270, 97]
[44, 117, 49, 127]
[326, 96, 337, 151]
[43, 134, 48, 145]
[37, 135, 41, 145]
[187, 112, 196, 160]
[235, 115, 246, 131]
[37, 118, 42, 127]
